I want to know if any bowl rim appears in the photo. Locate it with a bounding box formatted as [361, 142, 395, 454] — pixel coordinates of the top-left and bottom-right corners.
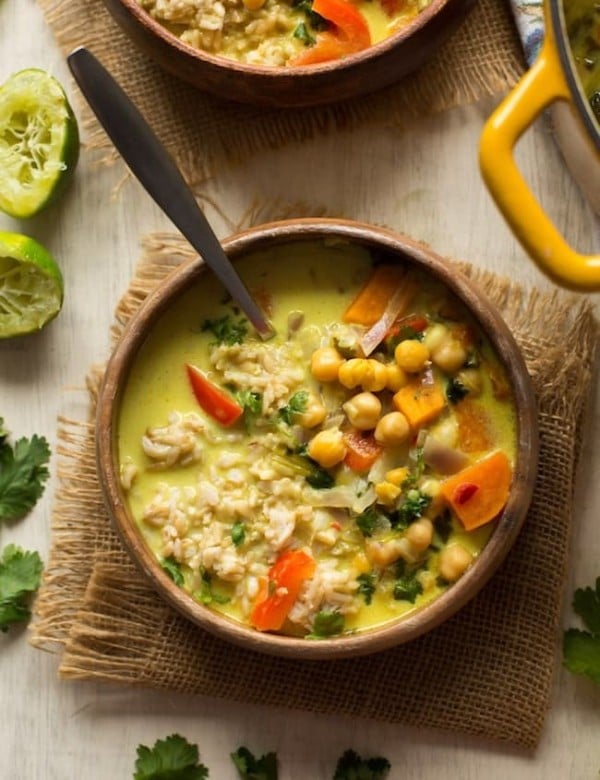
[113, 0, 456, 76]
[96, 217, 539, 660]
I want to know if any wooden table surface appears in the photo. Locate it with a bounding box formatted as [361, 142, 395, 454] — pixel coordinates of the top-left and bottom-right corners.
[1, 1, 599, 777]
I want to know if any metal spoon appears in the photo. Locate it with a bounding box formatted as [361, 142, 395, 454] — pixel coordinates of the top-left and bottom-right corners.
[67, 46, 275, 340]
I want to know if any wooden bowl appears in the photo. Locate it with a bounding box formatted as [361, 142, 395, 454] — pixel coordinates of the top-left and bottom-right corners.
[101, 0, 475, 107]
[96, 218, 539, 659]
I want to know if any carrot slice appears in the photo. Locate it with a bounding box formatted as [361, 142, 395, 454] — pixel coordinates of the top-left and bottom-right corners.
[343, 429, 383, 472]
[455, 399, 493, 453]
[250, 549, 316, 632]
[343, 265, 408, 326]
[440, 450, 513, 530]
[393, 381, 446, 429]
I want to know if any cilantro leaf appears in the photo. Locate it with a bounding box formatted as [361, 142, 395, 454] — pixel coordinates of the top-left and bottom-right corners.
[278, 391, 308, 426]
[201, 314, 248, 346]
[563, 629, 600, 684]
[195, 570, 229, 606]
[392, 489, 430, 529]
[0, 418, 7, 445]
[356, 571, 376, 605]
[231, 746, 278, 779]
[231, 522, 246, 547]
[235, 390, 263, 430]
[309, 610, 345, 638]
[0, 432, 51, 521]
[446, 377, 469, 405]
[333, 749, 391, 779]
[393, 561, 423, 604]
[293, 22, 316, 45]
[305, 464, 335, 489]
[0, 544, 43, 632]
[134, 734, 209, 779]
[161, 557, 184, 587]
[563, 577, 600, 684]
[572, 577, 600, 635]
[355, 506, 384, 538]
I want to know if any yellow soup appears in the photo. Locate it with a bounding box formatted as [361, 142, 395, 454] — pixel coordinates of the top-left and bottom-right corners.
[137, 0, 432, 67]
[118, 240, 517, 639]
[565, 0, 600, 123]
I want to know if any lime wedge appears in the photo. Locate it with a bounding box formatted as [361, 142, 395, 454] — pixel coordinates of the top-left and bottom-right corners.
[0, 69, 80, 219]
[0, 231, 64, 338]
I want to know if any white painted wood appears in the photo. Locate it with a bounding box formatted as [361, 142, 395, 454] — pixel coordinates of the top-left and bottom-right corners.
[1, 1, 599, 777]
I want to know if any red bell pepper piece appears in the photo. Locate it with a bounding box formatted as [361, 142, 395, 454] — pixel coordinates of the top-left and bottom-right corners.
[291, 0, 371, 66]
[251, 549, 316, 632]
[186, 364, 243, 427]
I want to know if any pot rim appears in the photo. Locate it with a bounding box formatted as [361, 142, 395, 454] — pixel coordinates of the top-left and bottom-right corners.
[550, 0, 600, 151]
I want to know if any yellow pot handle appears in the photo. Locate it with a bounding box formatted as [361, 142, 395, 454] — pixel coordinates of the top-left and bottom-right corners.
[479, 36, 600, 290]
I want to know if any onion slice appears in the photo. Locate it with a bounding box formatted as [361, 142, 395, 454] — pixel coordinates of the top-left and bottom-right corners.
[360, 275, 417, 356]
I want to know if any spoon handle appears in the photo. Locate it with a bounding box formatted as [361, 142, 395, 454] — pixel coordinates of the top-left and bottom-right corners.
[67, 46, 274, 340]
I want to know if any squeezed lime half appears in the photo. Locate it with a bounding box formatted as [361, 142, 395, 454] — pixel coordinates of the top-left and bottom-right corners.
[0, 68, 80, 219]
[0, 231, 64, 338]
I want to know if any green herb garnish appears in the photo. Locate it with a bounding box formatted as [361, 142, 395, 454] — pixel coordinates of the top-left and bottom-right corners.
[161, 556, 184, 586]
[231, 746, 278, 780]
[278, 391, 308, 425]
[356, 571, 376, 605]
[392, 489, 431, 529]
[134, 734, 209, 779]
[202, 314, 248, 346]
[231, 522, 246, 547]
[195, 569, 230, 606]
[309, 610, 345, 638]
[333, 749, 391, 780]
[0, 426, 50, 522]
[446, 377, 469, 404]
[293, 22, 316, 45]
[235, 389, 263, 430]
[393, 561, 424, 603]
[0, 544, 43, 632]
[563, 576, 600, 685]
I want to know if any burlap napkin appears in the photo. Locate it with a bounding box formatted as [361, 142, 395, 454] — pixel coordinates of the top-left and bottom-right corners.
[31, 232, 598, 750]
[38, 0, 525, 180]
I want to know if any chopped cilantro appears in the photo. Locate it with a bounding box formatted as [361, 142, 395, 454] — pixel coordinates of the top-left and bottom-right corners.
[357, 571, 376, 605]
[446, 377, 469, 404]
[134, 733, 209, 779]
[235, 390, 263, 430]
[0, 427, 51, 522]
[563, 577, 600, 685]
[293, 22, 315, 45]
[401, 446, 425, 489]
[393, 561, 423, 603]
[195, 569, 230, 606]
[293, 0, 328, 29]
[433, 509, 453, 547]
[355, 506, 384, 537]
[278, 391, 308, 425]
[305, 464, 335, 489]
[161, 556, 184, 587]
[392, 489, 431, 529]
[231, 522, 246, 547]
[231, 746, 278, 779]
[309, 610, 345, 637]
[0, 544, 43, 632]
[202, 314, 248, 346]
[333, 749, 391, 779]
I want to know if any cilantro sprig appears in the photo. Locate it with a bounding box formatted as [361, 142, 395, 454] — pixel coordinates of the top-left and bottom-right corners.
[231, 746, 278, 779]
[0, 423, 51, 522]
[563, 577, 600, 685]
[0, 544, 43, 632]
[134, 734, 209, 779]
[201, 314, 248, 346]
[333, 749, 391, 779]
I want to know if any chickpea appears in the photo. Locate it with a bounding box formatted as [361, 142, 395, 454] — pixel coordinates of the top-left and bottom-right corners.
[431, 339, 467, 373]
[438, 544, 473, 582]
[385, 467, 409, 486]
[374, 411, 410, 446]
[361, 359, 388, 392]
[338, 358, 365, 389]
[297, 393, 327, 428]
[366, 537, 417, 566]
[311, 346, 344, 382]
[307, 428, 347, 469]
[423, 323, 449, 354]
[394, 339, 430, 373]
[405, 517, 434, 552]
[375, 480, 401, 506]
[385, 363, 408, 392]
[343, 392, 382, 430]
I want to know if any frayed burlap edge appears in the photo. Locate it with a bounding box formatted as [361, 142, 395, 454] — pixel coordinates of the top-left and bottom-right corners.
[36, 0, 525, 180]
[30, 228, 598, 750]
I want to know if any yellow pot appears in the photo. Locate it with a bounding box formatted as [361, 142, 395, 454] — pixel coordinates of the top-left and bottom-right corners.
[479, 0, 600, 290]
